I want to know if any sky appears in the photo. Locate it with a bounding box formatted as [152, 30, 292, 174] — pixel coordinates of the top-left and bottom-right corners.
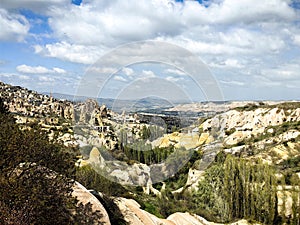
[0, 0, 300, 102]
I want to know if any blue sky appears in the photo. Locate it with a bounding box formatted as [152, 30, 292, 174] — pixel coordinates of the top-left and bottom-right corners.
[0, 0, 300, 101]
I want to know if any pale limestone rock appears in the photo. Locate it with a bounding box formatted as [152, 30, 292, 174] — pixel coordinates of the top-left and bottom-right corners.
[224, 131, 250, 146]
[114, 197, 161, 225]
[89, 147, 106, 168]
[271, 144, 291, 161]
[114, 197, 196, 225]
[72, 182, 111, 225]
[202, 106, 300, 146]
[153, 132, 201, 150]
[274, 130, 300, 142]
[114, 197, 255, 225]
[100, 104, 108, 117]
[224, 145, 246, 155]
[186, 169, 204, 191]
[211, 219, 254, 225]
[175, 133, 199, 149]
[198, 132, 210, 145]
[267, 128, 274, 134]
[277, 190, 293, 218]
[110, 169, 130, 183]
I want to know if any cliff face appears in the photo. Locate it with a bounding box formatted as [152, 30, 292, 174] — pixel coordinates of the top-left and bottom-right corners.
[184, 104, 300, 184]
[197, 105, 300, 166]
[201, 105, 300, 145]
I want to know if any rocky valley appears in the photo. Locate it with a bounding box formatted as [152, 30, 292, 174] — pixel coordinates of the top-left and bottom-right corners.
[1, 81, 300, 225]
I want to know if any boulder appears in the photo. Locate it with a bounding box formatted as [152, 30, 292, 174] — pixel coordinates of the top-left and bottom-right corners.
[72, 182, 111, 225]
[114, 197, 255, 225]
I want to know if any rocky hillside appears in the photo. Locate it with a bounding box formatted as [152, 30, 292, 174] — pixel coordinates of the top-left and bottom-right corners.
[1, 81, 300, 224]
[156, 103, 300, 188]
[0, 81, 76, 146]
[201, 102, 300, 162]
[0, 81, 73, 120]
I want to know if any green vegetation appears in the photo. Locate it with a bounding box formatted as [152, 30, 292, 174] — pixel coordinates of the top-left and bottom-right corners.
[124, 143, 175, 165]
[2, 93, 300, 224]
[274, 102, 300, 110]
[194, 155, 278, 223]
[163, 150, 203, 190]
[279, 155, 300, 185]
[234, 101, 300, 112]
[0, 98, 103, 225]
[131, 187, 194, 219]
[76, 165, 128, 197]
[235, 103, 260, 112]
[225, 127, 236, 136]
[130, 153, 299, 224]
[260, 120, 300, 141]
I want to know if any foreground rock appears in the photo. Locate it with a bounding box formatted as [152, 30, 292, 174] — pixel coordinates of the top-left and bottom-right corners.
[72, 182, 111, 225]
[114, 197, 255, 225]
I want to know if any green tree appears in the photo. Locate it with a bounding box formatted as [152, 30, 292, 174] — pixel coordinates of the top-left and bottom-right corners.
[194, 155, 278, 224]
[291, 174, 300, 225]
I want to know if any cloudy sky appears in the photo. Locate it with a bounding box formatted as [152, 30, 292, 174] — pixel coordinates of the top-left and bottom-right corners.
[0, 0, 300, 101]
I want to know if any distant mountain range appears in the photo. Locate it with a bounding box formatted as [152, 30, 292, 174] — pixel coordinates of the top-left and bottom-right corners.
[44, 92, 191, 113]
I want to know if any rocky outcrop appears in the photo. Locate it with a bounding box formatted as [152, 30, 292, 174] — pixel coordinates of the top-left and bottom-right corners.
[114, 197, 254, 225]
[72, 182, 111, 225]
[114, 197, 208, 225]
[87, 147, 152, 187]
[201, 106, 300, 146]
[180, 104, 300, 192]
[0, 82, 73, 120]
[152, 131, 210, 149]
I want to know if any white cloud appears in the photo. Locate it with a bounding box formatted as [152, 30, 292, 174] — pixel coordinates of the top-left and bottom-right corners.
[220, 28, 286, 53]
[164, 68, 186, 76]
[19, 0, 296, 72]
[39, 0, 295, 50]
[19, 75, 30, 80]
[0, 8, 29, 42]
[113, 75, 127, 82]
[34, 42, 103, 64]
[165, 76, 183, 82]
[164, 26, 286, 56]
[261, 63, 300, 81]
[252, 75, 282, 87]
[220, 80, 245, 86]
[16, 64, 67, 74]
[17, 65, 51, 74]
[209, 58, 244, 69]
[38, 75, 55, 82]
[182, 0, 296, 25]
[0, 0, 69, 13]
[88, 66, 117, 74]
[44, 0, 183, 46]
[142, 70, 156, 78]
[52, 67, 66, 73]
[293, 34, 300, 46]
[122, 67, 134, 76]
[0, 73, 14, 78]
